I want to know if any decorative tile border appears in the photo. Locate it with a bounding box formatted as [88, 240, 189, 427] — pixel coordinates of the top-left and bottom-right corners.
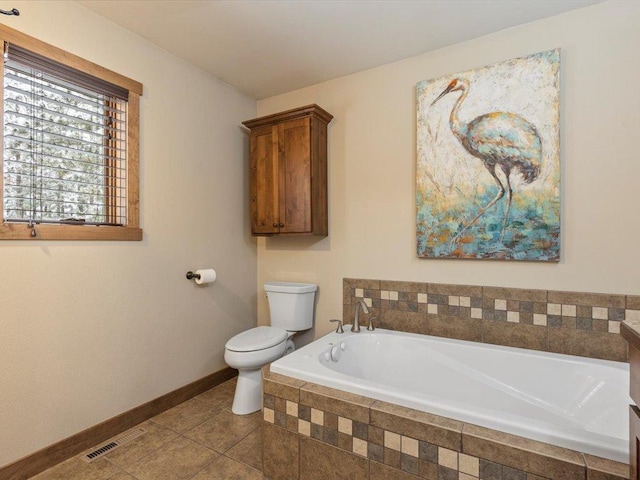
[263, 393, 486, 479]
[262, 367, 628, 480]
[345, 279, 636, 361]
[352, 281, 635, 331]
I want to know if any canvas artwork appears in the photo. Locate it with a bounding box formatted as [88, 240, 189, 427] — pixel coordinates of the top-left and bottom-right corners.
[416, 49, 560, 261]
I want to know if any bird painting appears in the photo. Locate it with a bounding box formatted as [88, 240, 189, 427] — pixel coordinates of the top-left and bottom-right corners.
[430, 77, 542, 245]
[416, 49, 560, 261]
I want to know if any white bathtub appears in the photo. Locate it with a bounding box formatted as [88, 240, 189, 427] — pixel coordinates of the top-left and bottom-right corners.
[270, 327, 630, 463]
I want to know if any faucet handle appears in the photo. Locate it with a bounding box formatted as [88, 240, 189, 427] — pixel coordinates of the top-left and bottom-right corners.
[330, 319, 344, 334]
[367, 316, 378, 331]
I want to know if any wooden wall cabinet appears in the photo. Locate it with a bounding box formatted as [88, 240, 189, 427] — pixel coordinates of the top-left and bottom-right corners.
[243, 104, 333, 236]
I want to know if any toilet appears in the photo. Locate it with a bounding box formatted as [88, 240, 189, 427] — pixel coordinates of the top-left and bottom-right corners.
[224, 281, 317, 415]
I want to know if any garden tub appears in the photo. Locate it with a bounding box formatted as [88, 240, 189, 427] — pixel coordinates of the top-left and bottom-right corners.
[270, 327, 630, 463]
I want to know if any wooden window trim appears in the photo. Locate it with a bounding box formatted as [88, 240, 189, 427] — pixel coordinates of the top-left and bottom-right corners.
[0, 23, 143, 241]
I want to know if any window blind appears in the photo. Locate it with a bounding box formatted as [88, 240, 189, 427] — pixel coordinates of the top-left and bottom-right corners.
[3, 42, 128, 226]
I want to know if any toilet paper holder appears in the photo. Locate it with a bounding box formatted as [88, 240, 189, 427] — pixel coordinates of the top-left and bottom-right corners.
[185, 271, 201, 280]
[186, 268, 217, 285]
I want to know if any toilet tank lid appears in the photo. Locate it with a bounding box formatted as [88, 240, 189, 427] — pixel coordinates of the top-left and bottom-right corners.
[265, 282, 317, 294]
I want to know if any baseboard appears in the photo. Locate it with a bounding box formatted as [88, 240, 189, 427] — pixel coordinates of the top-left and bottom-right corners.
[0, 366, 237, 480]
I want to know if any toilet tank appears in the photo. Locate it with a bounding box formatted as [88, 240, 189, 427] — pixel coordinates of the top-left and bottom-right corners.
[265, 282, 317, 332]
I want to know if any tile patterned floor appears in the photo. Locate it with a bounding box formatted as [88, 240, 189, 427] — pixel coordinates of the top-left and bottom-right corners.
[32, 377, 266, 479]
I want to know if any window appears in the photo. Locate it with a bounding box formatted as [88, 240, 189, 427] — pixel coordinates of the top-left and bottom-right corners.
[0, 24, 142, 240]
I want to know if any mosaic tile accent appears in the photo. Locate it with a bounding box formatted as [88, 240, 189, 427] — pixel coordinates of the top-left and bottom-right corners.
[338, 416, 352, 435]
[401, 436, 419, 457]
[460, 453, 480, 476]
[344, 278, 635, 361]
[628, 310, 640, 321]
[385, 431, 401, 451]
[264, 407, 274, 423]
[352, 437, 368, 457]
[439, 447, 458, 470]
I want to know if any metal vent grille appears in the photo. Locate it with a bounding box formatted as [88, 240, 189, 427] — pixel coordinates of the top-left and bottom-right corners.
[81, 427, 146, 463]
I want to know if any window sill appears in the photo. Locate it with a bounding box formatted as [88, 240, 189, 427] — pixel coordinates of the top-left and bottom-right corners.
[0, 223, 143, 241]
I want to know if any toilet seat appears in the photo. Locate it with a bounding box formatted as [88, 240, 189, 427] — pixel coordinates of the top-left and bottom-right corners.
[225, 326, 288, 352]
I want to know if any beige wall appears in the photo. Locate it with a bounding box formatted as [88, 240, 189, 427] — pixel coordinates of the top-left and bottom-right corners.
[256, 1, 640, 338]
[0, 1, 256, 467]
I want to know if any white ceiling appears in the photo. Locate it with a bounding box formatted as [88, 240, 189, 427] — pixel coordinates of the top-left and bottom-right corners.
[77, 0, 601, 100]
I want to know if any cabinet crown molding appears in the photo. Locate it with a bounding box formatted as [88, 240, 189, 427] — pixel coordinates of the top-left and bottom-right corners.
[243, 104, 333, 129]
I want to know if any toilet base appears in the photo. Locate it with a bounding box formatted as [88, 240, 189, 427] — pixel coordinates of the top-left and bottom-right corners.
[232, 368, 263, 415]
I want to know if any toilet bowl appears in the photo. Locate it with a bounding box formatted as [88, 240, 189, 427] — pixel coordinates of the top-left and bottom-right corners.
[224, 326, 294, 414]
[224, 282, 317, 415]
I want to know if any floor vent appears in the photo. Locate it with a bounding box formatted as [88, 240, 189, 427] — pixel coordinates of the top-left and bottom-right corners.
[81, 428, 147, 463]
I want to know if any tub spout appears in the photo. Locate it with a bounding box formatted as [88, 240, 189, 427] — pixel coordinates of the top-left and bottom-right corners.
[352, 299, 369, 333]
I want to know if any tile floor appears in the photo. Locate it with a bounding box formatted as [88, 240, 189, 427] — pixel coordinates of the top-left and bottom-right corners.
[32, 377, 267, 479]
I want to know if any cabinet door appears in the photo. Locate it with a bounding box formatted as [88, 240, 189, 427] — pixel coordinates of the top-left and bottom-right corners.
[278, 117, 311, 234]
[632, 405, 640, 480]
[250, 125, 279, 234]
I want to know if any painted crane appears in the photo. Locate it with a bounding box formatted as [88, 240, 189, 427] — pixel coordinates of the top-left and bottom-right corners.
[430, 78, 541, 245]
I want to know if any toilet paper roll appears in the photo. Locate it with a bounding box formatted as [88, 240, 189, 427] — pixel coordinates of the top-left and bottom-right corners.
[195, 269, 217, 285]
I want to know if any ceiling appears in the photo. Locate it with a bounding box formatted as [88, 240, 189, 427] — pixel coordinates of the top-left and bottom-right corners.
[77, 0, 602, 100]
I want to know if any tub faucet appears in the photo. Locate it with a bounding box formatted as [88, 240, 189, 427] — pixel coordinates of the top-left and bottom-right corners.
[352, 299, 369, 333]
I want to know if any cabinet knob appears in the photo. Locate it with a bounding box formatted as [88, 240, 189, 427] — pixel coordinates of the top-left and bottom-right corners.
[273, 223, 278, 227]
[279, 223, 284, 227]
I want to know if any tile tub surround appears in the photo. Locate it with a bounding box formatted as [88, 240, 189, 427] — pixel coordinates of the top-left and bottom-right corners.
[343, 279, 640, 362]
[262, 366, 628, 480]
